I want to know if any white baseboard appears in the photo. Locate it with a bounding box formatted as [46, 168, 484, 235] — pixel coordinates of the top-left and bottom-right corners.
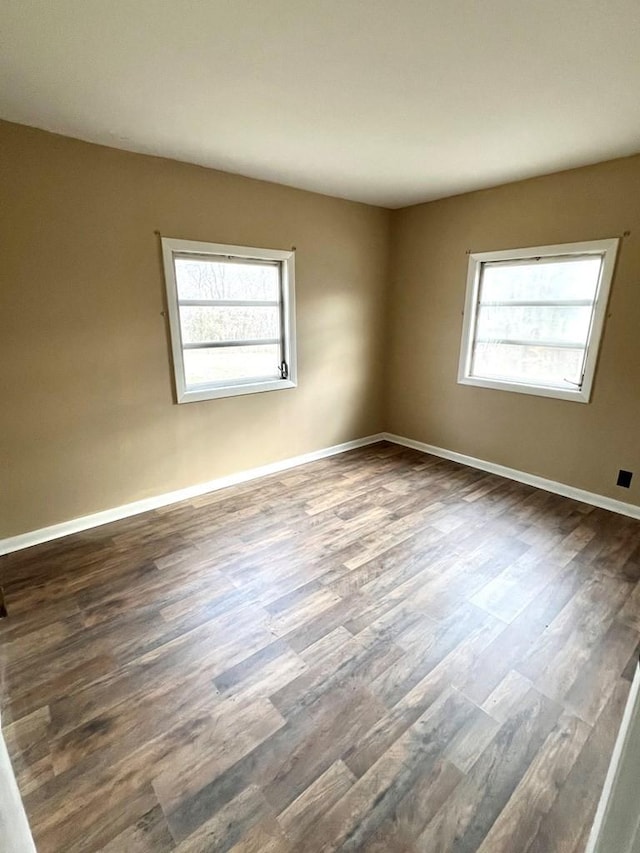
[3, 430, 638, 556]
[382, 432, 640, 521]
[0, 433, 385, 556]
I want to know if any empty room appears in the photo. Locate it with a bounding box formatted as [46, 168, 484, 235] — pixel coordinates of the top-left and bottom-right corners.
[2, 1, 640, 851]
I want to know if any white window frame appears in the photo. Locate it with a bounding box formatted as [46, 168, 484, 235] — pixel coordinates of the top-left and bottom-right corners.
[457, 238, 619, 403]
[162, 238, 297, 403]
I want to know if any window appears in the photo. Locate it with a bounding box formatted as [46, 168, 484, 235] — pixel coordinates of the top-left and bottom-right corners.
[161, 238, 296, 403]
[458, 239, 619, 403]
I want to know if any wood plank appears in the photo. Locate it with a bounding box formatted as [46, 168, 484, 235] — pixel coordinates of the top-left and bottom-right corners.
[475, 714, 591, 853]
[172, 785, 272, 851]
[307, 687, 476, 851]
[99, 805, 175, 853]
[277, 760, 356, 846]
[415, 687, 561, 852]
[1, 443, 637, 852]
[526, 678, 632, 853]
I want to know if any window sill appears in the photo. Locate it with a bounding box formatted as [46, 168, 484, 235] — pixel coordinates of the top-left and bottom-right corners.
[178, 378, 297, 404]
[457, 375, 590, 403]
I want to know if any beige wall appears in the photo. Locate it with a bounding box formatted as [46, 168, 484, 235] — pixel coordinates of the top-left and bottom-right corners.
[3, 119, 640, 541]
[388, 155, 640, 507]
[0, 121, 390, 538]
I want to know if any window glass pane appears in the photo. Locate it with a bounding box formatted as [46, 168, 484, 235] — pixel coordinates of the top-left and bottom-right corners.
[472, 342, 585, 387]
[179, 305, 281, 344]
[174, 257, 280, 301]
[480, 257, 602, 303]
[475, 305, 592, 347]
[183, 344, 281, 386]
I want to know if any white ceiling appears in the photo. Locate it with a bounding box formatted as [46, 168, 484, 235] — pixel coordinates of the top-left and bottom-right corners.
[2, 0, 640, 208]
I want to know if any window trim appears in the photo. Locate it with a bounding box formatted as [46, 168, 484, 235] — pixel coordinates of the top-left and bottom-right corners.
[161, 237, 297, 403]
[457, 238, 619, 403]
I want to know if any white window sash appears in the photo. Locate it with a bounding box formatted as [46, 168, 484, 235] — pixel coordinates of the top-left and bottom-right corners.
[161, 238, 297, 403]
[458, 238, 619, 403]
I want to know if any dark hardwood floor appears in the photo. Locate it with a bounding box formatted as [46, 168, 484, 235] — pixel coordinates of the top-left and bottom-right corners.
[1, 441, 639, 852]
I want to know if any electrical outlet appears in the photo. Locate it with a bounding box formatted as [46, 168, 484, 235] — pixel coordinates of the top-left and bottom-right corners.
[617, 470, 633, 488]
